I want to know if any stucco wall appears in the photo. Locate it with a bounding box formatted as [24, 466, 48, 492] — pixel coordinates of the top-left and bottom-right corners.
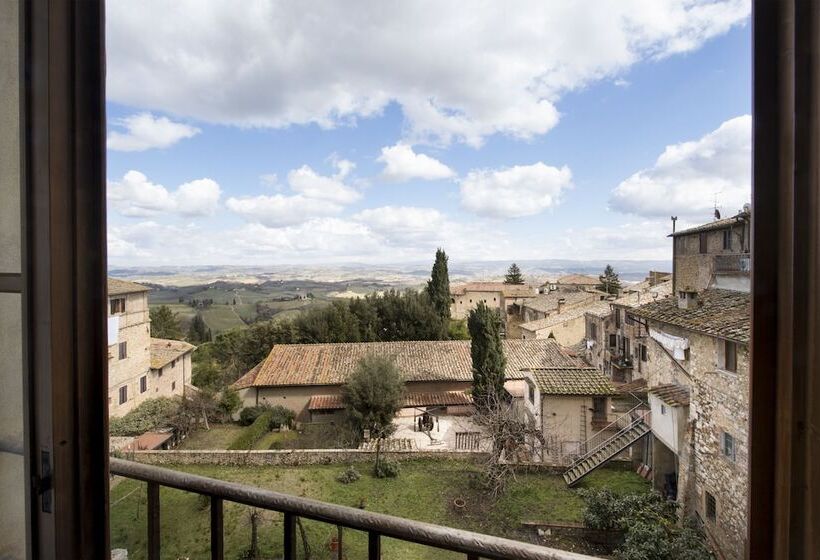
[150, 351, 191, 401]
[450, 289, 504, 319]
[521, 315, 586, 347]
[108, 292, 152, 416]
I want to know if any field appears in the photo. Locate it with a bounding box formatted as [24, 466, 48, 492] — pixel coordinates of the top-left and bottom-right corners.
[110, 461, 647, 560]
[145, 279, 394, 335]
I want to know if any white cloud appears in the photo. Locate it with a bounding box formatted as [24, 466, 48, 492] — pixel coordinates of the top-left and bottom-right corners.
[225, 194, 342, 227]
[610, 115, 751, 218]
[555, 220, 674, 261]
[287, 164, 361, 204]
[377, 144, 455, 182]
[107, 1, 749, 146]
[260, 173, 278, 187]
[107, 112, 200, 151]
[353, 206, 447, 245]
[107, 170, 221, 217]
[459, 163, 573, 218]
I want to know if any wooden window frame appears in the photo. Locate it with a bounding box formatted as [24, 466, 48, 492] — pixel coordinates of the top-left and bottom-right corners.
[109, 297, 125, 315]
[140, 376, 147, 394]
[118, 341, 127, 360]
[118, 386, 127, 405]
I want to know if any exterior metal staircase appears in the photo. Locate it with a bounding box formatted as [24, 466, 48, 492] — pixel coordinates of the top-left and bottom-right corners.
[563, 404, 651, 487]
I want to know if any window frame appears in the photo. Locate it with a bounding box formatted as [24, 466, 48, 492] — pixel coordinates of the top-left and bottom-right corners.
[699, 232, 708, 254]
[140, 375, 147, 394]
[723, 432, 736, 462]
[723, 228, 733, 251]
[705, 491, 717, 522]
[109, 296, 125, 315]
[118, 341, 127, 360]
[724, 340, 738, 373]
[118, 386, 128, 405]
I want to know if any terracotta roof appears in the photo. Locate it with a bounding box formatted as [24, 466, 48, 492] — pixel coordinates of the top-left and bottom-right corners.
[250, 339, 585, 388]
[610, 280, 673, 309]
[233, 362, 262, 390]
[150, 338, 195, 370]
[631, 288, 750, 343]
[124, 431, 173, 451]
[307, 390, 474, 411]
[615, 378, 648, 395]
[108, 277, 150, 295]
[520, 300, 613, 332]
[526, 367, 616, 396]
[669, 211, 750, 238]
[556, 274, 599, 285]
[523, 290, 600, 313]
[450, 282, 535, 298]
[650, 384, 691, 407]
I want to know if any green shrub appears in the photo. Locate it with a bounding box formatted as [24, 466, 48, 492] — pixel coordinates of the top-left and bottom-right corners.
[109, 398, 179, 436]
[374, 459, 400, 478]
[239, 406, 266, 426]
[228, 410, 273, 450]
[267, 405, 295, 429]
[336, 466, 361, 484]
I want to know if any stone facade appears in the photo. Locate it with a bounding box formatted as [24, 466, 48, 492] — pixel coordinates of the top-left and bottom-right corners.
[449, 282, 535, 320]
[108, 289, 152, 416]
[673, 212, 750, 294]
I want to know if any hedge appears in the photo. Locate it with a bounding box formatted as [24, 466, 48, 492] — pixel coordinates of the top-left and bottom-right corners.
[228, 410, 273, 450]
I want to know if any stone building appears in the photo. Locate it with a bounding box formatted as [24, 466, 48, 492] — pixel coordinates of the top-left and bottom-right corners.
[449, 282, 535, 320]
[519, 300, 612, 346]
[671, 207, 751, 294]
[107, 278, 193, 417]
[538, 273, 600, 293]
[232, 338, 587, 423]
[520, 367, 616, 464]
[630, 288, 749, 560]
[519, 288, 606, 323]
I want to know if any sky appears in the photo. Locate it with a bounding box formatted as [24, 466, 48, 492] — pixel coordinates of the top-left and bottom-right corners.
[105, 0, 752, 267]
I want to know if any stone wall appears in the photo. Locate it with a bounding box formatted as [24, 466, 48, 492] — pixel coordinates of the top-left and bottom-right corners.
[126, 448, 488, 467]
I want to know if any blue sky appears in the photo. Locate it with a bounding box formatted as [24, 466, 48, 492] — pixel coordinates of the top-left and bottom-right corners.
[105, 1, 751, 267]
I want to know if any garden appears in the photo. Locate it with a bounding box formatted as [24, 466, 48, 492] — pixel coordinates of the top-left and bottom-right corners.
[110, 460, 649, 560]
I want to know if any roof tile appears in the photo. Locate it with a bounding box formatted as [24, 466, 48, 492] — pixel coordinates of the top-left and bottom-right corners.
[526, 367, 615, 396]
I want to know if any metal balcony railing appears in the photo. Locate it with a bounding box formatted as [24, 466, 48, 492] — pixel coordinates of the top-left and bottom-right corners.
[110, 458, 600, 560]
[575, 403, 648, 457]
[714, 253, 751, 273]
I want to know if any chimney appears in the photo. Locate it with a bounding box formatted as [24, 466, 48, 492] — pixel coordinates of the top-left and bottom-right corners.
[557, 298, 566, 314]
[678, 290, 697, 310]
[671, 216, 678, 234]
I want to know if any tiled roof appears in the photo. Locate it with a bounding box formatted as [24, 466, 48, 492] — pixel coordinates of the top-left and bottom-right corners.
[631, 288, 750, 343]
[650, 384, 691, 407]
[520, 300, 613, 332]
[150, 338, 195, 370]
[250, 339, 585, 387]
[526, 367, 616, 396]
[450, 282, 535, 298]
[557, 274, 599, 285]
[108, 277, 150, 295]
[307, 390, 474, 411]
[615, 378, 648, 394]
[125, 431, 173, 451]
[669, 211, 750, 238]
[523, 290, 600, 313]
[233, 362, 262, 390]
[611, 280, 673, 309]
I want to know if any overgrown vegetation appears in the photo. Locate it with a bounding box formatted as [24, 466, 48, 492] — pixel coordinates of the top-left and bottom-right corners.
[239, 404, 295, 429]
[341, 354, 404, 439]
[336, 466, 361, 484]
[109, 398, 179, 436]
[580, 488, 713, 559]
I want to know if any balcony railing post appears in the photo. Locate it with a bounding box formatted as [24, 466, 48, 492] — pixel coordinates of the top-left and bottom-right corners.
[147, 481, 160, 560]
[368, 531, 381, 559]
[210, 496, 224, 560]
[283, 512, 296, 560]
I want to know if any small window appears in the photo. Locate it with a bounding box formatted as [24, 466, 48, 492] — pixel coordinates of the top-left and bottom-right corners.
[118, 341, 127, 360]
[640, 344, 648, 362]
[469, 299, 472, 303]
[609, 334, 617, 348]
[527, 381, 535, 404]
[110, 297, 126, 314]
[140, 376, 147, 393]
[615, 309, 621, 328]
[722, 432, 736, 461]
[724, 340, 737, 372]
[723, 229, 732, 250]
[660, 404, 667, 415]
[172, 381, 176, 391]
[171, 359, 176, 368]
[118, 385, 128, 405]
[699, 232, 708, 254]
[588, 322, 597, 340]
[705, 492, 717, 522]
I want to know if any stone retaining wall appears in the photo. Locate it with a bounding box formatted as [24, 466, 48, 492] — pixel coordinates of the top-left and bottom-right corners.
[125, 448, 489, 466]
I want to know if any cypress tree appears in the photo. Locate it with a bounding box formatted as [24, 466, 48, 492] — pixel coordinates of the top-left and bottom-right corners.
[188, 313, 210, 344]
[468, 302, 507, 410]
[426, 248, 451, 322]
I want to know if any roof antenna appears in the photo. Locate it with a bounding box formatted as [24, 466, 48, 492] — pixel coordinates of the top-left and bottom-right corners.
[713, 191, 722, 220]
[671, 216, 677, 233]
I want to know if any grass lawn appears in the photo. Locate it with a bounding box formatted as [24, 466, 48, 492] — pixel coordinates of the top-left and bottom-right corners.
[177, 424, 245, 450]
[110, 460, 647, 560]
[254, 430, 298, 450]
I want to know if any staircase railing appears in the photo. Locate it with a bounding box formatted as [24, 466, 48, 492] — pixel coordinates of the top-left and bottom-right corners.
[570, 405, 650, 470]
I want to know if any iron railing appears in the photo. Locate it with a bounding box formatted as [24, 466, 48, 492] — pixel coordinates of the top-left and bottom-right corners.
[110, 458, 599, 560]
[714, 253, 751, 273]
[576, 403, 648, 457]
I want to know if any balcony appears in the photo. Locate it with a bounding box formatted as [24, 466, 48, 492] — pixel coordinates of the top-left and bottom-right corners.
[713, 253, 751, 273]
[110, 458, 599, 560]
